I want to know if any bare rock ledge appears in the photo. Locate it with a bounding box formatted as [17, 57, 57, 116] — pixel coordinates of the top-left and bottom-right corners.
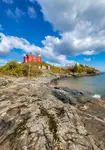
[0, 76, 104, 150]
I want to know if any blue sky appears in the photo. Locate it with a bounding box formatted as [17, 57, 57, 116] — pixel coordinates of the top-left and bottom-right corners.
[0, 0, 105, 71]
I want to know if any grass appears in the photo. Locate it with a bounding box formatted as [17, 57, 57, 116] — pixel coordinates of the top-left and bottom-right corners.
[0, 61, 43, 77]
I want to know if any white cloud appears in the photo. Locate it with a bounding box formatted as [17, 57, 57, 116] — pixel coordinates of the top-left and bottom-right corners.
[0, 33, 41, 56]
[36, 0, 105, 56]
[41, 32, 105, 57]
[84, 58, 91, 62]
[28, 7, 36, 18]
[37, 0, 105, 32]
[46, 60, 76, 67]
[83, 50, 95, 55]
[18, 61, 22, 64]
[2, 0, 13, 4]
[0, 59, 7, 65]
[0, 32, 75, 66]
[6, 8, 25, 20]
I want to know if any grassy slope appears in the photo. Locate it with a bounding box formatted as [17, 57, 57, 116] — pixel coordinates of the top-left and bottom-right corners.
[0, 61, 100, 77]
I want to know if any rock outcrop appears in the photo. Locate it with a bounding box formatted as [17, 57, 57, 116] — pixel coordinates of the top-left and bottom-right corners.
[0, 76, 104, 150]
[52, 87, 94, 105]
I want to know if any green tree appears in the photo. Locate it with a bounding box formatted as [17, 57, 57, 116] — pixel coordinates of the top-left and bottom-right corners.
[73, 64, 79, 73]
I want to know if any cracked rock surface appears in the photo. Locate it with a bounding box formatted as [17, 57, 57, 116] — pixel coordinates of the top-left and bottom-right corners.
[0, 76, 104, 150]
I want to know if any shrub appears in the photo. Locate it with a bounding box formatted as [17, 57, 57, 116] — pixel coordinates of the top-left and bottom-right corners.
[0, 61, 43, 77]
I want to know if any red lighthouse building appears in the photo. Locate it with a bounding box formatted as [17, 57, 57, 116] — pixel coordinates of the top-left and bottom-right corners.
[24, 53, 42, 63]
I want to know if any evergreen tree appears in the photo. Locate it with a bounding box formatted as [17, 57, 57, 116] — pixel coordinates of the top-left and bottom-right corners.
[73, 64, 78, 72]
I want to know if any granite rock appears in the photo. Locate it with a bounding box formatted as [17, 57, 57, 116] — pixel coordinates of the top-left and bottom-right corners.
[0, 76, 104, 150]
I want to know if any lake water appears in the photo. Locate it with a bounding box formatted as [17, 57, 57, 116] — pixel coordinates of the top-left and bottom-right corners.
[58, 73, 105, 98]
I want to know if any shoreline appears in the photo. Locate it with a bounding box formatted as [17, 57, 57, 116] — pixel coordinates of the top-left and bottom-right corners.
[50, 71, 102, 82]
[50, 73, 105, 99]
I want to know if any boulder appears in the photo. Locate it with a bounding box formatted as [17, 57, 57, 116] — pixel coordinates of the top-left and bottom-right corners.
[52, 87, 94, 105]
[52, 89, 78, 105]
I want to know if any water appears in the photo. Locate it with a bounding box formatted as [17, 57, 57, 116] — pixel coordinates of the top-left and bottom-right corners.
[58, 73, 105, 98]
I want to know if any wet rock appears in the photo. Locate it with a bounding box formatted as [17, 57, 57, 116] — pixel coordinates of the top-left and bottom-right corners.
[52, 87, 94, 105]
[61, 87, 83, 96]
[52, 89, 78, 105]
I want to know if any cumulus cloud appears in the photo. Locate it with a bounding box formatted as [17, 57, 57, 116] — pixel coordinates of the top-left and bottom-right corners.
[37, 0, 105, 32]
[0, 33, 75, 66]
[41, 32, 105, 57]
[0, 33, 40, 56]
[2, 0, 13, 4]
[36, 0, 105, 56]
[83, 50, 95, 55]
[84, 58, 91, 62]
[46, 60, 76, 67]
[28, 7, 36, 18]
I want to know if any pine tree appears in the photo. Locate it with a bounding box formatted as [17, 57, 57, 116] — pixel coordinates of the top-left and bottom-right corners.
[73, 64, 78, 72]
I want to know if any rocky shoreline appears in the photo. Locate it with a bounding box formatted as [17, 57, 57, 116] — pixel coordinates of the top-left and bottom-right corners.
[0, 75, 105, 150]
[50, 71, 102, 87]
[52, 71, 101, 80]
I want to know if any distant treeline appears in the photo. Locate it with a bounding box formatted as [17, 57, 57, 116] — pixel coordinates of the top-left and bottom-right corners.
[69, 64, 99, 74]
[0, 61, 99, 77]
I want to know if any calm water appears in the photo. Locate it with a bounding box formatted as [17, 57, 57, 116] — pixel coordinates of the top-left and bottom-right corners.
[58, 73, 105, 97]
